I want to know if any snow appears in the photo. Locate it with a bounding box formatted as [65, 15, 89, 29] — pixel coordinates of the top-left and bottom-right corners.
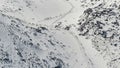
[0, 0, 120, 68]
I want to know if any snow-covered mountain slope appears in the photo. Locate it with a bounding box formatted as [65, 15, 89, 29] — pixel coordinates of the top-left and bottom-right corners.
[76, 1, 120, 68]
[0, 0, 120, 68]
[51, 0, 120, 68]
[0, 12, 97, 68]
[0, 0, 72, 26]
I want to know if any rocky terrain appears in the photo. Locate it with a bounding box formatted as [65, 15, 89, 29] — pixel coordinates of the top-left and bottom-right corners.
[0, 0, 120, 68]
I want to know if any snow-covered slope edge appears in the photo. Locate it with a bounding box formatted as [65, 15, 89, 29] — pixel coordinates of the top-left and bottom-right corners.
[0, 12, 97, 68]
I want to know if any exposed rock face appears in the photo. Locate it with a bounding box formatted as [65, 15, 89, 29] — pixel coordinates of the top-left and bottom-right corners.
[77, 2, 120, 68]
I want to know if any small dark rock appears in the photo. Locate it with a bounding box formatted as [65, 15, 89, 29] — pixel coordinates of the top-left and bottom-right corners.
[35, 29, 41, 33]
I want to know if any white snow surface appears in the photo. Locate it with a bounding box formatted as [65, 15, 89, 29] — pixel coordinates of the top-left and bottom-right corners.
[0, 0, 119, 68]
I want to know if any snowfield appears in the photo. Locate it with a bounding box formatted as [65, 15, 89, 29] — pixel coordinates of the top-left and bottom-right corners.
[0, 0, 120, 68]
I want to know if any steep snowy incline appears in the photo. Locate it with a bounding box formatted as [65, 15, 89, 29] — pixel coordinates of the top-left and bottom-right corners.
[0, 12, 96, 68]
[51, 0, 120, 68]
[1, 0, 120, 68]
